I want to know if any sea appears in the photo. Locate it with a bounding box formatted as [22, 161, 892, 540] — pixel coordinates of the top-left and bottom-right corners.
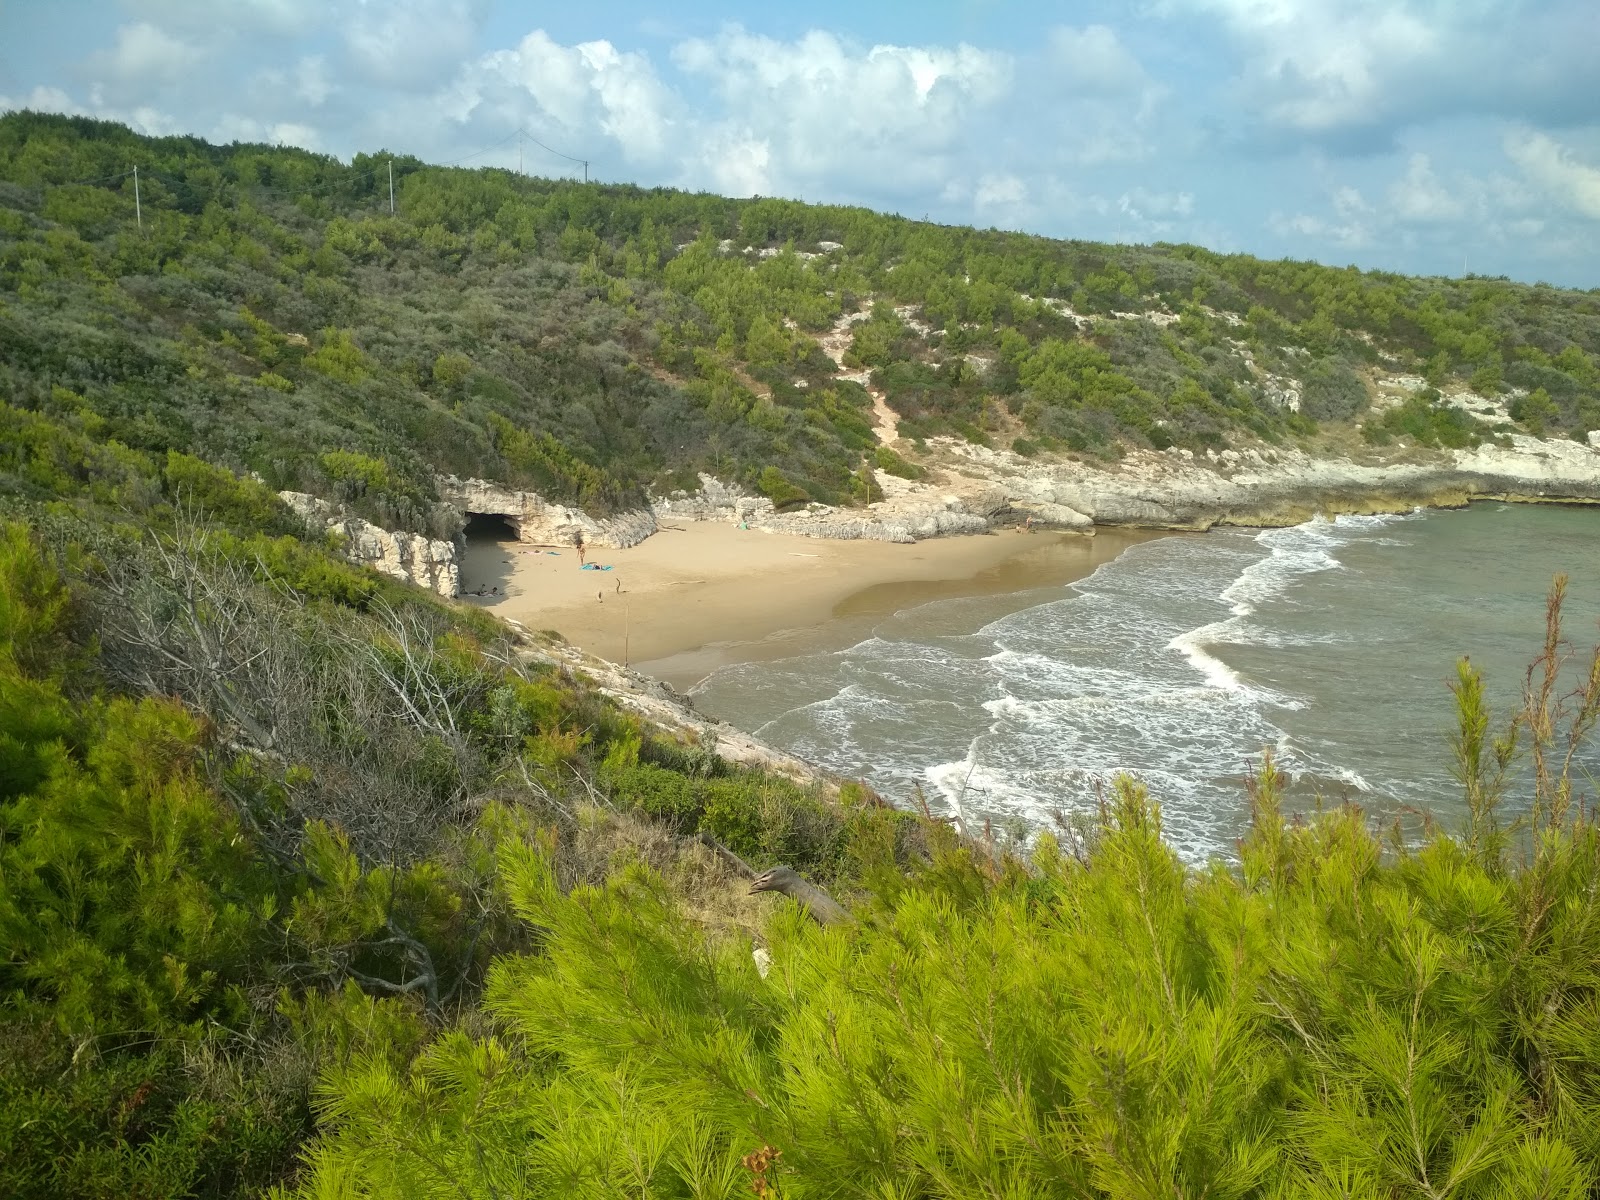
[687, 503, 1600, 862]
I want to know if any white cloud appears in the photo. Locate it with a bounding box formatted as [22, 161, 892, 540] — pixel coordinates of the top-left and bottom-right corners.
[696, 127, 773, 197]
[0, 81, 183, 138]
[1269, 208, 1372, 248]
[1164, 0, 1598, 147]
[89, 21, 204, 86]
[1265, 147, 1574, 263]
[295, 56, 334, 106]
[1332, 185, 1371, 219]
[1119, 188, 1194, 220]
[1505, 129, 1600, 220]
[970, 173, 1032, 227]
[976, 174, 1029, 210]
[0, 86, 87, 116]
[672, 28, 1011, 195]
[1387, 153, 1463, 222]
[213, 115, 322, 149]
[1049, 25, 1150, 96]
[1033, 24, 1164, 165]
[123, 0, 323, 36]
[463, 31, 679, 166]
[1269, 178, 1379, 247]
[345, 0, 488, 87]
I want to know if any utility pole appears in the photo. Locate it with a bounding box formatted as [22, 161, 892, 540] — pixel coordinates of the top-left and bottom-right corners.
[133, 164, 142, 231]
[388, 160, 395, 214]
[518, 132, 523, 176]
[583, 160, 588, 184]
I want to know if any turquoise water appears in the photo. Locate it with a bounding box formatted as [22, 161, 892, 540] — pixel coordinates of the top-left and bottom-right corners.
[689, 504, 1600, 860]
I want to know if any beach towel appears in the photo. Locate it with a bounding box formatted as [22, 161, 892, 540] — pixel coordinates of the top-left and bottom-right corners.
[580, 563, 614, 571]
[545, 551, 561, 556]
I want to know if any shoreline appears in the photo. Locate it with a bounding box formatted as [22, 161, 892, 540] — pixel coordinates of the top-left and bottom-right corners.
[464, 524, 1165, 692]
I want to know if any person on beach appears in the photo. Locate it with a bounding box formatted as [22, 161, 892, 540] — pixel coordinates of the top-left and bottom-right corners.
[575, 531, 586, 566]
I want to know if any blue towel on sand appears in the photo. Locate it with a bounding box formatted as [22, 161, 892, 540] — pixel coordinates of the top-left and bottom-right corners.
[580, 563, 613, 571]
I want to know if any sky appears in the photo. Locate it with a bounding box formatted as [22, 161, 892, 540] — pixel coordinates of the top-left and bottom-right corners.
[2, 1, 1598, 288]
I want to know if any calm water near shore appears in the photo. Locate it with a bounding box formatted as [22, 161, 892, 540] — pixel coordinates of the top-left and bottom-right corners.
[689, 503, 1600, 861]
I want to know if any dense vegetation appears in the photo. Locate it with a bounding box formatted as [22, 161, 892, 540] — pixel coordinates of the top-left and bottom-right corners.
[5, 499, 1600, 1198]
[4, 111, 1600, 531]
[0, 506, 909, 1197]
[7, 110, 1600, 1197]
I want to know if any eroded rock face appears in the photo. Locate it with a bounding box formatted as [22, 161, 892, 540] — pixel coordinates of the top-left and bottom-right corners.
[652, 473, 1005, 543]
[280, 492, 460, 597]
[939, 435, 1600, 529]
[280, 431, 1600, 608]
[436, 476, 657, 548]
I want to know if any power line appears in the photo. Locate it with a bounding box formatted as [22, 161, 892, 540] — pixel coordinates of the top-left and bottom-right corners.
[519, 129, 588, 182]
[28, 126, 599, 226]
[48, 167, 138, 188]
[434, 129, 524, 170]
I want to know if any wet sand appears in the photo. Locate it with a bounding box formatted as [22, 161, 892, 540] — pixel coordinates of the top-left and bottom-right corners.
[462, 522, 1165, 691]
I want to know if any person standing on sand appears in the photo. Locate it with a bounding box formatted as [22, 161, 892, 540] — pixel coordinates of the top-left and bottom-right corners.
[575, 531, 586, 566]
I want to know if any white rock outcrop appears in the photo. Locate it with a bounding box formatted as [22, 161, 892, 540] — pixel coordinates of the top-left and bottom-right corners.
[280, 492, 461, 597]
[937, 434, 1600, 529]
[436, 476, 658, 548]
[286, 427, 1600, 608]
[652, 474, 1003, 543]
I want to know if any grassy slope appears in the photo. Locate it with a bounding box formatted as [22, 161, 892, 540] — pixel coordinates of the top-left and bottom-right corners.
[4, 111, 1599, 534]
[4, 111, 1600, 1199]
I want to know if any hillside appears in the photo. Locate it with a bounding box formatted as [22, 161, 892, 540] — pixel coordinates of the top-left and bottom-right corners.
[4, 112, 1600, 1199]
[5, 111, 1600, 542]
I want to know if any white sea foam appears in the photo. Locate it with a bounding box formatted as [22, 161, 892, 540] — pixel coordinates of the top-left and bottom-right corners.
[690, 503, 1512, 866]
[1168, 622, 1251, 692]
[1167, 513, 1414, 696]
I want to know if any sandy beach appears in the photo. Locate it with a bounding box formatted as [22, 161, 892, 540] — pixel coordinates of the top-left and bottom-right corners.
[462, 522, 1163, 688]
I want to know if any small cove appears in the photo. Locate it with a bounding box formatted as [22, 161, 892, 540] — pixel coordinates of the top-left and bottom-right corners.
[688, 503, 1600, 860]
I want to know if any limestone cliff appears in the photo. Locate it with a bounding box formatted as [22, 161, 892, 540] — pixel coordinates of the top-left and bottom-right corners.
[435, 476, 657, 548]
[288, 434, 1600, 603]
[438, 471, 1004, 547]
[279, 492, 461, 598]
[651, 473, 1004, 542]
[930, 434, 1600, 531]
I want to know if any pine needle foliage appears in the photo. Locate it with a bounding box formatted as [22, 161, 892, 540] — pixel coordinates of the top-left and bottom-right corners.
[287, 583, 1600, 1199]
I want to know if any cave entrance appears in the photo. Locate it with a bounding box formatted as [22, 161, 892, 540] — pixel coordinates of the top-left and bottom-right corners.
[462, 511, 521, 542]
[458, 512, 521, 602]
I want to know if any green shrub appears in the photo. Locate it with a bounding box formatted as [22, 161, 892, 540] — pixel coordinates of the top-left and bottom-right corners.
[874, 445, 926, 479]
[697, 778, 766, 855]
[1510, 387, 1560, 435]
[1363, 390, 1485, 449]
[755, 466, 809, 509]
[319, 448, 391, 495]
[1299, 358, 1368, 422]
[303, 328, 372, 384]
[0, 1021, 308, 1200]
[291, 756, 1600, 1199]
[432, 351, 473, 390]
[606, 762, 701, 828]
[255, 371, 295, 392]
[163, 451, 294, 533]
